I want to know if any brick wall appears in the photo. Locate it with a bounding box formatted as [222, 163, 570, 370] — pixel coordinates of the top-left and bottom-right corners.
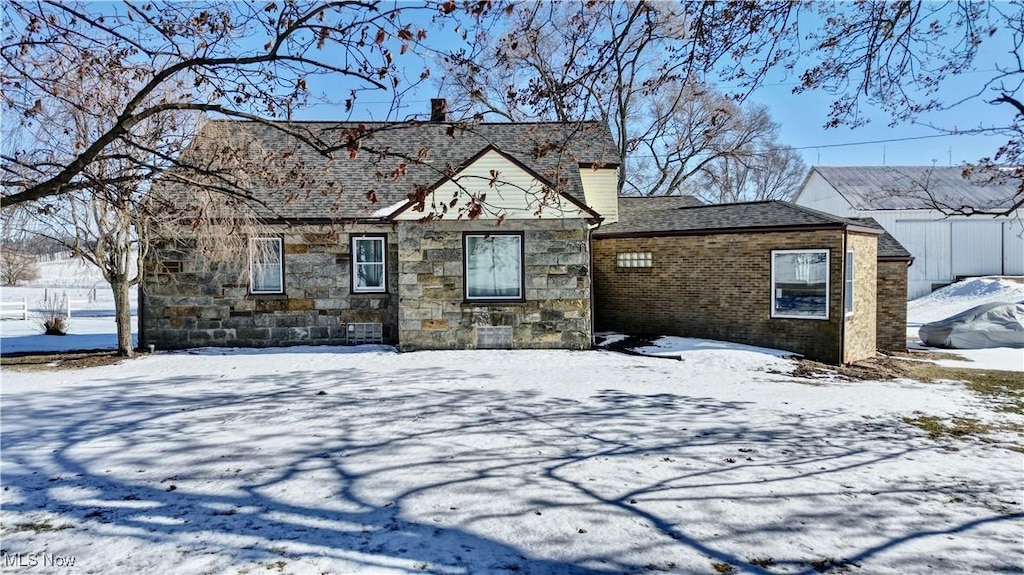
[397, 219, 591, 350]
[876, 260, 909, 351]
[143, 224, 398, 349]
[593, 230, 854, 364]
[842, 232, 878, 363]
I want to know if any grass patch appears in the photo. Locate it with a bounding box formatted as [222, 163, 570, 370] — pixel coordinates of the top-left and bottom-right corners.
[5, 521, 72, 534]
[891, 360, 1024, 415]
[710, 562, 735, 574]
[0, 350, 127, 371]
[903, 415, 993, 439]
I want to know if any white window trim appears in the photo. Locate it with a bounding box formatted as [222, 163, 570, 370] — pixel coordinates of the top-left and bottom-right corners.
[464, 233, 524, 301]
[770, 249, 830, 320]
[249, 237, 284, 295]
[844, 250, 855, 316]
[352, 236, 387, 293]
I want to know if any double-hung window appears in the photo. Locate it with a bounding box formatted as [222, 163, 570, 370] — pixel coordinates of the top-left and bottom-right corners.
[771, 249, 829, 319]
[464, 233, 524, 301]
[249, 237, 284, 294]
[352, 236, 386, 293]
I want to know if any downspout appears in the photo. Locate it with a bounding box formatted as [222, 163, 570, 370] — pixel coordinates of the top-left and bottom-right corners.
[839, 229, 848, 364]
[587, 219, 602, 348]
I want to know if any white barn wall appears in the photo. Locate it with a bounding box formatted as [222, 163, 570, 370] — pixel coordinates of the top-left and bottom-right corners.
[1003, 218, 1024, 275]
[861, 209, 1024, 299]
[795, 168, 1024, 300]
[792, 172, 857, 217]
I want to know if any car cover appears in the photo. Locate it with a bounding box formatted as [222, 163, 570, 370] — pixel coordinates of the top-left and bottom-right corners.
[919, 302, 1024, 349]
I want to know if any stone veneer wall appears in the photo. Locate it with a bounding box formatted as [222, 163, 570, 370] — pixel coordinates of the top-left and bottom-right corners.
[142, 224, 398, 349]
[841, 232, 878, 363]
[593, 230, 854, 364]
[876, 260, 910, 351]
[396, 219, 592, 350]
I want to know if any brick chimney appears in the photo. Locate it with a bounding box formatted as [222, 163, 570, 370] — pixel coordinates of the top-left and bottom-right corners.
[430, 98, 447, 122]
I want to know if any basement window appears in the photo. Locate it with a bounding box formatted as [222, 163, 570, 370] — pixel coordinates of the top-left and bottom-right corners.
[616, 252, 652, 268]
[771, 249, 828, 320]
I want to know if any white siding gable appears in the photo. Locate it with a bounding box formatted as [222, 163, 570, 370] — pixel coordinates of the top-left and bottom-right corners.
[393, 149, 589, 221]
[580, 167, 619, 224]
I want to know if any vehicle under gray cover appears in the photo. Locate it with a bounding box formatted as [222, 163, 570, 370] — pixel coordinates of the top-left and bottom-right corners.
[919, 302, 1024, 349]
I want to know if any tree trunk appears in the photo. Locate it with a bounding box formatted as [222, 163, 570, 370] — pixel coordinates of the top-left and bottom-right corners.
[112, 279, 134, 357]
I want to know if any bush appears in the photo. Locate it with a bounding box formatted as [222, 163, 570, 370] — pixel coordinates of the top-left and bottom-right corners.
[38, 291, 67, 336]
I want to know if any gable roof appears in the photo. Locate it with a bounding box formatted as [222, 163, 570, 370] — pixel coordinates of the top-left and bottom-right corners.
[389, 144, 601, 220]
[594, 200, 881, 238]
[156, 120, 618, 221]
[810, 166, 1018, 211]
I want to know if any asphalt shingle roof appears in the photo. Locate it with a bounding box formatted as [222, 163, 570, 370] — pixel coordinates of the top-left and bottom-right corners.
[156, 120, 618, 220]
[812, 166, 1018, 211]
[595, 200, 880, 237]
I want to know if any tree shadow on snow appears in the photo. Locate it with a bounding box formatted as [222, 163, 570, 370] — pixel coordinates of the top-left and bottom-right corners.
[1, 359, 1020, 574]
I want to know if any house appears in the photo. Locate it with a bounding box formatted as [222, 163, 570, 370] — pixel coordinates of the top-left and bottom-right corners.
[142, 109, 913, 364]
[591, 199, 912, 364]
[141, 105, 619, 351]
[794, 166, 1024, 299]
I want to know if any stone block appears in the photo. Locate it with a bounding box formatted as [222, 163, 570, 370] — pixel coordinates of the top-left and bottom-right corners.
[421, 319, 449, 330]
[285, 298, 315, 311]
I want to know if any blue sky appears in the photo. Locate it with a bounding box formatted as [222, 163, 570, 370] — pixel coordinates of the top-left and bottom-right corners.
[292, 2, 1019, 170]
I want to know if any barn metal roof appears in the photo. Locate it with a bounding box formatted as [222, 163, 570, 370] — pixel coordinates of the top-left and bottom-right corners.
[811, 166, 1018, 211]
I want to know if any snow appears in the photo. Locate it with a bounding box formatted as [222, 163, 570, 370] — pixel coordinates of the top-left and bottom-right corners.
[0, 256, 137, 354]
[371, 200, 410, 218]
[908, 276, 1024, 326]
[628, 335, 798, 360]
[2, 348, 1021, 574]
[907, 277, 1024, 372]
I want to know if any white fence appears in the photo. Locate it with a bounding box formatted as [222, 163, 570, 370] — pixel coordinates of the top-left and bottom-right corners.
[3, 290, 97, 321]
[0, 299, 28, 321]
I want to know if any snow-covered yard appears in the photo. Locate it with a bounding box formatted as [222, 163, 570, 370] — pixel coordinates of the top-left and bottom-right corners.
[0, 257, 138, 354]
[2, 346, 1021, 574]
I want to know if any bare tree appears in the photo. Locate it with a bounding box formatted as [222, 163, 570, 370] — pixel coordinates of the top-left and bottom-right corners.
[689, 109, 808, 205]
[1, 1, 475, 208]
[446, 1, 1022, 213]
[0, 251, 37, 286]
[0, 206, 38, 285]
[443, 1, 803, 196]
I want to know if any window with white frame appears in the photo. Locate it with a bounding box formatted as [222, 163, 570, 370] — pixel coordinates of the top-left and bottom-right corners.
[352, 236, 386, 293]
[844, 250, 854, 315]
[249, 237, 283, 294]
[771, 249, 829, 319]
[616, 252, 652, 268]
[465, 233, 523, 300]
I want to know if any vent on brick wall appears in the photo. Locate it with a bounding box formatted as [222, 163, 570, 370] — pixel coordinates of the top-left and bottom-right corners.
[476, 326, 513, 349]
[346, 323, 383, 345]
